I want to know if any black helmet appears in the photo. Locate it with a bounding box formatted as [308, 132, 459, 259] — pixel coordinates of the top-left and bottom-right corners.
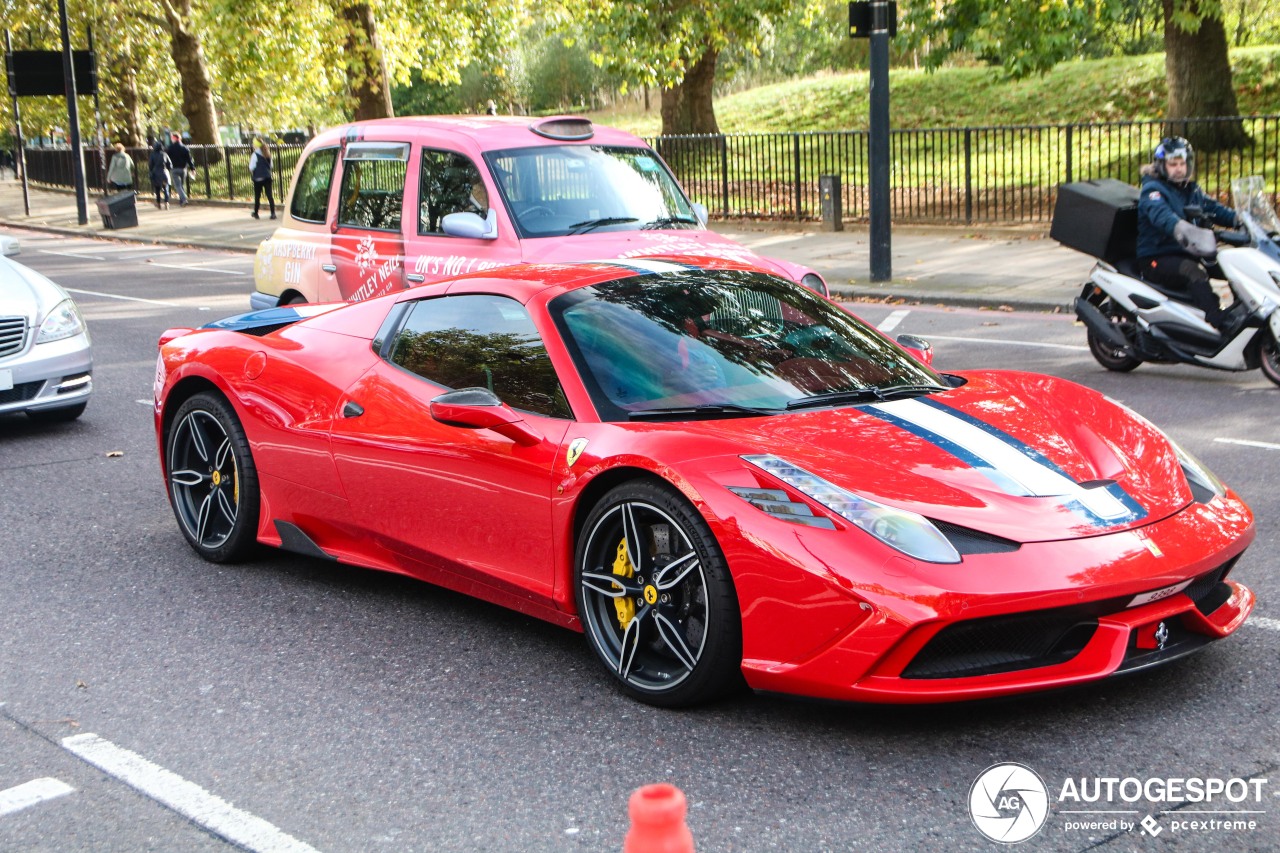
[1153, 136, 1194, 185]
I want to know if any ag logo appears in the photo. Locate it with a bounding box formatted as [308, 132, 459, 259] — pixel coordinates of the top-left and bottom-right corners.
[969, 763, 1049, 844]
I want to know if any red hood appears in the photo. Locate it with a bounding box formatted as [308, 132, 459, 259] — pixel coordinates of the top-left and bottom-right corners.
[518, 229, 795, 278]
[667, 371, 1192, 543]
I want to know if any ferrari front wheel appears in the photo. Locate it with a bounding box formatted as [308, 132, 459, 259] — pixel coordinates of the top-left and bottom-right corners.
[166, 392, 261, 563]
[575, 480, 744, 707]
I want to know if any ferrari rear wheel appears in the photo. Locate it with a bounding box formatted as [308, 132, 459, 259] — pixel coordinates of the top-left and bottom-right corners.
[576, 480, 744, 707]
[166, 392, 261, 563]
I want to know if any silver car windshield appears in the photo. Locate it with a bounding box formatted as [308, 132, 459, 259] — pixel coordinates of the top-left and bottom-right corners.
[484, 145, 698, 238]
[550, 269, 947, 422]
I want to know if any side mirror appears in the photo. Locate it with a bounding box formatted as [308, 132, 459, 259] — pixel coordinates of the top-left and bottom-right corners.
[429, 387, 542, 446]
[896, 333, 934, 366]
[691, 203, 709, 227]
[0, 236, 20, 257]
[441, 209, 498, 240]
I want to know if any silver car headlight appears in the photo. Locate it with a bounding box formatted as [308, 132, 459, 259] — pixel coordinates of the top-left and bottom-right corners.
[37, 298, 87, 344]
[1169, 438, 1225, 502]
[741, 454, 961, 563]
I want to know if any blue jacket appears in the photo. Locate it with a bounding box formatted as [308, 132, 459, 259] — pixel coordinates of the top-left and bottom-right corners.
[1137, 174, 1237, 260]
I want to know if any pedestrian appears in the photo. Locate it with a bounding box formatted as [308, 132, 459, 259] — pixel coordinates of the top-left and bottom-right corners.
[106, 143, 134, 192]
[148, 140, 172, 209]
[166, 132, 192, 206]
[248, 141, 275, 219]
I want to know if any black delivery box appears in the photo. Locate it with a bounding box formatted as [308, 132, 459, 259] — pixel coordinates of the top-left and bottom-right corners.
[1050, 178, 1139, 263]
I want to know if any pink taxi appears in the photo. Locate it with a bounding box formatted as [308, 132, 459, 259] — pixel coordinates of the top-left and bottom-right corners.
[250, 116, 827, 308]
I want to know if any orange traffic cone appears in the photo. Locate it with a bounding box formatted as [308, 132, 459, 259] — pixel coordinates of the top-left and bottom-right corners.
[623, 783, 695, 853]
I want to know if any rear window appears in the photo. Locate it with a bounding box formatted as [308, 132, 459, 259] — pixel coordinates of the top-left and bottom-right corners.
[338, 156, 407, 232]
[289, 148, 337, 223]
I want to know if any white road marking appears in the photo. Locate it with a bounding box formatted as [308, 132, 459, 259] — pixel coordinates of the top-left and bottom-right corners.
[1214, 437, 1280, 452]
[926, 333, 1089, 352]
[65, 288, 180, 307]
[1248, 615, 1280, 632]
[62, 733, 320, 853]
[877, 309, 911, 332]
[0, 778, 75, 817]
[147, 262, 247, 276]
[37, 249, 105, 261]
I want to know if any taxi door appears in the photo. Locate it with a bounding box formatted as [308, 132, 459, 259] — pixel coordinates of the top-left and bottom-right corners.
[330, 141, 409, 302]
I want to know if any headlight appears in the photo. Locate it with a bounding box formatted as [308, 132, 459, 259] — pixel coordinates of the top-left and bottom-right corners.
[1169, 439, 1225, 502]
[36, 298, 86, 344]
[800, 273, 829, 296]
[741, 454, 961, 563]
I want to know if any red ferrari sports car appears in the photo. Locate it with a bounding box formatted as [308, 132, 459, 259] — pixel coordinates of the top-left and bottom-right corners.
[153, 257, 1255, 707]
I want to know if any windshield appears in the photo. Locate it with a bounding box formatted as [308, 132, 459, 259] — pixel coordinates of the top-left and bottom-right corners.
[1232, 176, 1280, 237]
[551, 270, 946, 422]
[484, 145, 698, 238]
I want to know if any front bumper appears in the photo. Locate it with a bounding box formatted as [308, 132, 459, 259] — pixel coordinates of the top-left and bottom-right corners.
[249, 291, 281, 311]
[734, 492, 1255, 703]
[0, 332, 93, 416]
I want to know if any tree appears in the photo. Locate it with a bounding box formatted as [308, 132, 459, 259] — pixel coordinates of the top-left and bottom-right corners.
[583, 0, 801, 136]
[905, 0, 1249, 149]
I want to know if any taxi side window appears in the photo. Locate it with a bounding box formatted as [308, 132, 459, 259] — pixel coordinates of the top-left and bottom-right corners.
[387, 294, 572, 419]
[419, 150, 486, 235]
[290, 148, 337, 223]
[338, 158, 406, 232]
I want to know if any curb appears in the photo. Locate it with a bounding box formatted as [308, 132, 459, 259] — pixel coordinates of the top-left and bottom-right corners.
[832, 285, 1072, 314]
[0, 217, 256, 255]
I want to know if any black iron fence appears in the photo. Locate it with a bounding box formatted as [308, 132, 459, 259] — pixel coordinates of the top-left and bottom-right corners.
[22, 143, 305, 206]
[21, 116, 1280, 224]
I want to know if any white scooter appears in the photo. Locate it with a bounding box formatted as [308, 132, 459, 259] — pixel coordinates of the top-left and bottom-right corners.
[1072, 184, 1280, 387]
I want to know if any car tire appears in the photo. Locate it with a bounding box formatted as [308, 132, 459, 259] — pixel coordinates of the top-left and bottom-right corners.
[575, 479, 744, 707]
[165, 391, 261, 563]
[26, 402, 86, 423]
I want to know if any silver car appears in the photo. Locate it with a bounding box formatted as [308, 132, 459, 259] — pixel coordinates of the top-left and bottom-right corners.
[0, 236, 92, 422]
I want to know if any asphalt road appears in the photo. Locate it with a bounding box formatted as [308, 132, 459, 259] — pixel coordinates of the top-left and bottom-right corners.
[1, 231, 1277, 853]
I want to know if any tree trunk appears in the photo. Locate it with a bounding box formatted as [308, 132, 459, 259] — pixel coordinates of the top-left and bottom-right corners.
[1162, 0, 1249, 151]
[109, 47, 144, 147]
[660, 46, 720, 136]
[340, 2, 394, 121]
[158, 0, 220, 147]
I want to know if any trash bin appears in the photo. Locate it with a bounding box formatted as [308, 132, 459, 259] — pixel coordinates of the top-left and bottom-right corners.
[97, 191, 138, 230]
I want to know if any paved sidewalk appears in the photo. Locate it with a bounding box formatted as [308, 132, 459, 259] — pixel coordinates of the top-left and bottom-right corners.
[0, 178, 1097, 311]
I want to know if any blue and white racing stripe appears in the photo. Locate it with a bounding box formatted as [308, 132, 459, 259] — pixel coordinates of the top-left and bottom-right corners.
[865, 397, 1146, 528]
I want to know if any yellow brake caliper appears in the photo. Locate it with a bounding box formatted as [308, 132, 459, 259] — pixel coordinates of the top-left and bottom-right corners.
[612, 539, 636, 629]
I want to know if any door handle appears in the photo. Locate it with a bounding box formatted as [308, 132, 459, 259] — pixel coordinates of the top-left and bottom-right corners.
[321, 263, 337, 274]
[342, 400, 364, 418]
[405, 273, 425, 283]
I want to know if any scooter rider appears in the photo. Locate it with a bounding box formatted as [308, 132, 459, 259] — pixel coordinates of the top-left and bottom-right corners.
[1137, 136, 1240, 329]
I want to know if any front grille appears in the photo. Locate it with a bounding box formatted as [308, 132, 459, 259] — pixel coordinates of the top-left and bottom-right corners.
[0, 380, 43, 405]
[1184, 556, 1238, 615]
[903, 609, 1099, 679]
[0, 316, 27, 358]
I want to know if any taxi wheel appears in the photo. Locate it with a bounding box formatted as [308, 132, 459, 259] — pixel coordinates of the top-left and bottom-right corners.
[575, 480, 744, 707]
[166, 392, 260, 563]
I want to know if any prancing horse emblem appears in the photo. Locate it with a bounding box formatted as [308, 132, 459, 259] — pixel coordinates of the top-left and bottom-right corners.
[566, 438, 589, 467]
[1154, 621, 1169, 650]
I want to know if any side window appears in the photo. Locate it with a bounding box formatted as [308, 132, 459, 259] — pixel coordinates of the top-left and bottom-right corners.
[338, 157, 406, 231]
[289, 148, 337, 223]
[418, 150, 486, 235]
[388, 294, 572, 419]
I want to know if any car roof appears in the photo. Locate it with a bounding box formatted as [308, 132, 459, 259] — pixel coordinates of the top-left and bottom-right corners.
[308, 116, 648, 153]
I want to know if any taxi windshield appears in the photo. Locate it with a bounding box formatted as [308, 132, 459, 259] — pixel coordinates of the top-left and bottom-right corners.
[550, 269, 947, 422]
[484, 145, 699, 238]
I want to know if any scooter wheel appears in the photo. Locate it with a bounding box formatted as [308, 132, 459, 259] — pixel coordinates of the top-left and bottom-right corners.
[1087, 331, 1142, 372]
[1259, 334, 1280, 387]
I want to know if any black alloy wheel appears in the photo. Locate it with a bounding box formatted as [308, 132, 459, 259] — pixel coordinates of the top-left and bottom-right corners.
[1087, 296, 1143, 372]
[576, 480, 744, 707]
[166, 392, 261, 562]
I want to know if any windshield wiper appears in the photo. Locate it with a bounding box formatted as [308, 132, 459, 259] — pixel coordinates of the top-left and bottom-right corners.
[642, 216, 699, 230]
[567, 216, 639, 235]
[628, 403, 779, 421]
[786, 383, 949, 410]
